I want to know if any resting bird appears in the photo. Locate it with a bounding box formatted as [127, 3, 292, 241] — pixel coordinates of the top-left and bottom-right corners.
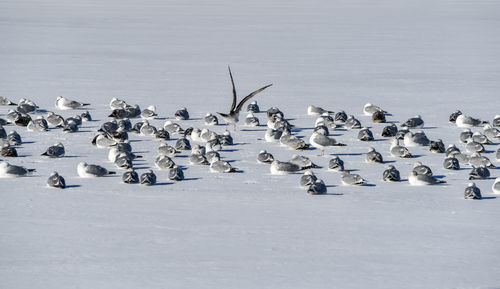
[217, 66, 272, 131]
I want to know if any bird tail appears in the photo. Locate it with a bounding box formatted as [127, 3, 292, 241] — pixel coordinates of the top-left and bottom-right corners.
[334, 143, 347, 146]
[108, 171, 117, 175]
[41, 152, 48, 156]
[28, 169, 36, 172]
[82, 103, 91, 106]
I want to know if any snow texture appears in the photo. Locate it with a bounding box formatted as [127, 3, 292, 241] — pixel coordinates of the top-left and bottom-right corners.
[1, 0, 500, 288]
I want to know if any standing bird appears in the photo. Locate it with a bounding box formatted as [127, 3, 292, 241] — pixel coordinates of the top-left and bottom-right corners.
[55, 96, 90, 110]
[217, 67, 272, 131]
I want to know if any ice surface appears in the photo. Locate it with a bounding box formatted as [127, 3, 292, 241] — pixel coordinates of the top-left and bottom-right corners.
[1, 0, 500, 288]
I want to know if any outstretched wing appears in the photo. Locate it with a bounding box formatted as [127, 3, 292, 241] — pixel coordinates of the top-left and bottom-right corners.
[234, 84, 272, 114]
[228, 66, 237, 113]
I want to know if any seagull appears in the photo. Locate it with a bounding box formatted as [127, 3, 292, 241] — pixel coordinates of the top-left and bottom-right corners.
[401, 115, 424, 129]
[122, 169, 139, 184]
[358, 127, 374, 141]
[469, 152, 495, 168]
[77, 162, 116, 177]
[483, 124, 500, 139]
[0, 161, 35, 177]
[247, 100, 260, 113]
[390, 138, 412, 158]
[443, 157, 460, 170]
[366, 147, 383, 163]
[464, 183, 481, 200]
[413, 162, 433, 176]
[156, 155, 175, 170]
[471, 132, 491, 144]
[328, 156, 344, 171]
[408, 171, 445, 186]
[404, 131, 430, 147]
[429, 139, 445, 153]
[381, 123, 398, 137]
[340, 171, 367, 186]
[141, 105, 158, 119]
[309, 131, 346, 155]
[209, 157, 237, 173]
[175, 137, 191, 151]
[456, 114, 486, 128]
[493, 115, 500, 127]
[46, 112, 65, 127]
[459, 129, 473, 143]
[345, 115, 361, 129]
[244, 112, 260, 126]
[469, 166, 490, 180]
[371, 110, 386, 123]
[270, 160, 301, 175]
[1, 144, 18, 157]
[81, 111, 92, 121]
[363, 103, 386, 116]
[109, 97, 130, 110]
[217, 67, 272, 131]
[383, 165, 401, 182]
[449, 110, 462, 123]
[47, 172, 66, 189]
[307, 105, 333, 116]
[204, 113, 219, 126]
[465, 139, 485, 153]
[41, 142, 65, 158]
[307, 179, 327, 195]
[493, 177, 500, 194]
[55, 96, 90, 110]
[158, 143, 180, 157]
[290, 154, 317, 170]
[140, 170, 157, 186]
[300, 170, 318, 188]
[334, 110, 347, 123]
[27, 116, 49, 132]
[257, 150, 274, 164]
[169, 165, 184, 181]
[175, 107, 189, 120]
[0, 96, 17, 106]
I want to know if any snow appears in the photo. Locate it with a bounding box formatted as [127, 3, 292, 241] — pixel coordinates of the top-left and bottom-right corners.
[1, 0, 500, 288]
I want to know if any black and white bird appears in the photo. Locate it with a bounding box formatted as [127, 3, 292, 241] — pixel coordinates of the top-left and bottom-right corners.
[217, 67, 272, 131]
[464, 183, 481, 200]
[55, 96, 90, 110]
[0, 161, 35, 177]
[41, 142, 65, 158]
[47, 172, 66, 189]
[383, 165, 401, 182]
[140, 170, 157, 186]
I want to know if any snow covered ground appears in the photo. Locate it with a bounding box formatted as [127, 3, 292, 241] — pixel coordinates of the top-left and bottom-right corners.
[1, 0, 500, 288]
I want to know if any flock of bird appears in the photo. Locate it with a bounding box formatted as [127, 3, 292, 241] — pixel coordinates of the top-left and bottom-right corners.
[1, 67, 500, 199]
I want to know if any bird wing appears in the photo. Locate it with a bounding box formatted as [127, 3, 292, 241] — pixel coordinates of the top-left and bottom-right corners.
[234, 84, 273, 114]
[228, 66, 238, 113]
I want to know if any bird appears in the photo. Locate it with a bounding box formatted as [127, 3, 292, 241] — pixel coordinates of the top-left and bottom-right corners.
[0, 96, 17, 106]
[429, 139, 445, 153]
[363, 103, 386, 116]
[381, 123, 398, 137]
[209, 157, 237, 173]
[443, 157, 460, 170]
[1, 144, 18, 157]
[290, 154, 317, 170]
[468, 166, 490, 180]
[47, 172, 66, 189]
[328, 156, 344, 172]
[307, 105, 333, 116]
[401, 115, 424, 129]
[448, 110, 462, 123]
[456, 114, 486, 128]
[309, 131, 346, 155]
[122, 169, 139, 184]
[334, 110, 347, 123]
[413, 162, 433, 176]
[465, 139, 485, 153]
[358, 127, 374, 141]
[247, 100, 260, 113]
[464, 183, 481, 200]
[41, 142, 65, 158]
[459, 129, 473, 143]
[77, 162, 115, 177]
[300, 170, 318, 188]
[307, 179, 327, 195]
[270, 160, 301, 175]
[257, 150, 275, 164]
[383, 165, 401, 182]
[140, 170, 157, 186]
[204, 113, 218, 126]
[141, 105, 158, 119]
[408, 171, 445, 186]
[483, 124, 500, 139]
[217, 67, 272, 131]
[469, 152, 495, 168]
[175, 107, 189, 120]
[55, 96, 90, 110]
[344, 115, 361, 129]
[389, 138, 412, 158]
[366, 147, 383, 163]
[244, 112, 260, 126]
[0, 161, 35, 177]
[493, 115, 500, 127]
[404, 131, 430, 147]
[46, 111, 65, 127]
[371, 110, 386, 123]
[340, 171, 367, 186]
[168, 166, 184, 181]
[493, 177, 500, 194]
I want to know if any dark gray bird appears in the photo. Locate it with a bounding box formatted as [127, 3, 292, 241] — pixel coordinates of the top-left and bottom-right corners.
[47, 172, 66, 189]
[307, 179, 327, 195]
[155, 155, 176, 170]
[464, 183, 481, 200]
[247, 101, 260, 113]
[204, 113, 218, 126]
[41, 143, 65, 158]
[81, 111, 92, 121]
[382, 123, 398, 137]
[334, 110, 347, 123]
[290, 154, 317, 170]
[175, 107, 189, 120]
[345, 115, 361, 129]
[175, 137, 191, 151]
[7, 130, 21, 146]
[168, 165, 184, 181]
[328, 156, 344, 172]
[140, 170, 157, 186]
[122, 169, 139, 184]
[469, 166, 490, 180]
[443, 157, 460, 170]
[217, 67, 272, 131]
[401, 115, 424, 129]
[459, 129, 473, 143]
[257, 150, 274, 164]
[413, 162, 433, 176]
[429, 139, 445, 153]
[383, 165, 401, 182]
[366, 147, 383, 163]
[1, 145, 18, 157]
[358, 127, 374, 141]
[0, 161, 35, 177]
[300, 170, 318, 188]
[372, 110, 386, 123]
[449, 110, 462, 123]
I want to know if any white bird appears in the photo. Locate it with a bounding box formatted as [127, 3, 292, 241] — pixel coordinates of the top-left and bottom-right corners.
[55, 96, 90, 110]
[408, 171, 445, 186]
[363, 103, 386, 116]
[307, 105, 332, 116]
[109, 97, 129, 109]
[217, 66, 272, 131]
[309, 131, 346, 155]
[340, 171, 367, 186]
[493, 177, 500, 194]
[390, 138, 412, 158]
[77, 162, 115, 177]
[0, 161, 35, 177]
[270, 160, 301, 175]
[141, 105, 157, 119]
[404, 131, 430, 147]
[456, 114, 485, 128]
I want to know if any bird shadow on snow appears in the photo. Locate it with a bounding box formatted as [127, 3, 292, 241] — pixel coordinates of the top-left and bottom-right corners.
[183, 177, 201, 181]
[482, 196, 497, 200]
[362, 183, 376, 187]
[423, 126, 438, 129]
[240, 128, 266, 132]
[65, 185, 82, 188]
[155, 182, 174, 186]
[383, 160, 396, 164]
[331, 153, 363, 156]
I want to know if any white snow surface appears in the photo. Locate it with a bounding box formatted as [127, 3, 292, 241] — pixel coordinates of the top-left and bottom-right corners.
[1, 0, 500, 288]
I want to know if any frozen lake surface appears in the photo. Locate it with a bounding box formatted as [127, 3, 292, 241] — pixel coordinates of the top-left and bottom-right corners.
[1, 0, 500, 288]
